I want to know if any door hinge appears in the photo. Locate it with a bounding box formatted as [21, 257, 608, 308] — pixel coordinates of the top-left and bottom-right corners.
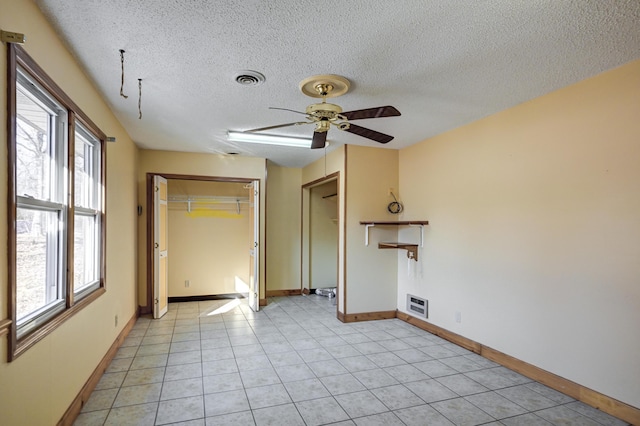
[155, 186, 159, 192]
[154, 298, 158, 304]
[154, 242, 159, 249]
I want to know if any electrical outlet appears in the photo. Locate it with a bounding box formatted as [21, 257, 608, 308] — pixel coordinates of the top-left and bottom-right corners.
[185, 280, 190, 288]
[115, 314, 118, 327]
[455, 311, 462, 323]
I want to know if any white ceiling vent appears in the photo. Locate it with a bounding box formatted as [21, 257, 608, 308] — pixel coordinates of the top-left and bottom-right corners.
[234, 70, 265, 86]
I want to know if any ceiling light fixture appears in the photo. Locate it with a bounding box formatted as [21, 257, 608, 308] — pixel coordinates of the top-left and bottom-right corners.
[227, 131, 311, 148]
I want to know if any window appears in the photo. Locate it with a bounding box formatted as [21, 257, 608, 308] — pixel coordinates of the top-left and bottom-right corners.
[73, 124, 102, 297]
[7, 44, 106, 359]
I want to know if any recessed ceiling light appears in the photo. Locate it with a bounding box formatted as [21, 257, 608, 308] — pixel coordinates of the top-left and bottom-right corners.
[227, 131, 311, 148]
[234, 70, 265, 86]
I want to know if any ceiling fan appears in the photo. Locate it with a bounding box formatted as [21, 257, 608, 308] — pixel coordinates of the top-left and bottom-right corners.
[244, 75, 401, 149]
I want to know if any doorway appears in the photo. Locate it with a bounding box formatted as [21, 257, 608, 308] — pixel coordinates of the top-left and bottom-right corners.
[148, 174, 260, 316]
[302, 173, 339, 307]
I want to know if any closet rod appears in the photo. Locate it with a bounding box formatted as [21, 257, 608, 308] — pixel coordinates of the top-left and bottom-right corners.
[168, 196, 250, 214]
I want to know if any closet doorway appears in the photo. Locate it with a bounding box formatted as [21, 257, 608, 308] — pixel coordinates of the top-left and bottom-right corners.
[148, 174, 260, 316]
[302, 174, 339, 300]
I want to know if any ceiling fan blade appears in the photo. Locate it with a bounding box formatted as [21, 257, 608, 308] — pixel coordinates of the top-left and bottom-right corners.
[269, 107, 308, 115]
[340, 106, 401, 120]
[341, 123, 394, 144]
[311, 131, 328, 149]
[244, 121, 309, 132]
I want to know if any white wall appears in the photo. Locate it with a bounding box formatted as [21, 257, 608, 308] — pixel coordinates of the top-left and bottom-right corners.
[398, 60, 640, 408]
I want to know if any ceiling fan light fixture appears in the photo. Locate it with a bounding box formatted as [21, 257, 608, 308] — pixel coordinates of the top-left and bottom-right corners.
[227, 131, 311, 148]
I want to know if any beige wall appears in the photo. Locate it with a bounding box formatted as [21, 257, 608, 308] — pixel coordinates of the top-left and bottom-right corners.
[398, 60, 640, 408]
[0, 1, 139, 424]
[345, 145, 400, 314]
[167, 180, 251, 297]
[266, 162, 302, 291]
[137, 150, 266, 307]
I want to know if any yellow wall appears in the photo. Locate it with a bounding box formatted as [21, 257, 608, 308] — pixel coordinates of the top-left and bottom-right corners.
[167, 180, 251, 296]
[0, 1, 139, 424]
[398, 60, 640, 408]
[345, 145, 400, 314]
[137, 150, 266, 306]
[265, 162, 302, 291]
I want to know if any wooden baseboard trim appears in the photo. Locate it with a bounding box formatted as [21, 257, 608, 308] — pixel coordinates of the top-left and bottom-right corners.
[138, 305, 151, 316]
[57, 312, 138, 426]
[259, 298, 267, 306]
[396, 311, 640, 425]
[342, 310, 397, 323]
[266, 289, 303, 297]
[396, 311, 482, 354]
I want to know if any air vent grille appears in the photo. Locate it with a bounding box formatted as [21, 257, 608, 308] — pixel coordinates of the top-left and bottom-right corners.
[406, 294, 428, 318]
[234, 70, 266, 86]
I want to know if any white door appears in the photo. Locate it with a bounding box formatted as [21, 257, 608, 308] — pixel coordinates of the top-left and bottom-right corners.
[248, 181, 259, 312]
[153, 175, 169, 318]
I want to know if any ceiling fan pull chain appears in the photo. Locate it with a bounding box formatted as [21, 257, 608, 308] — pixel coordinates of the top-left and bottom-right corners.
[119, 49, 128, 99]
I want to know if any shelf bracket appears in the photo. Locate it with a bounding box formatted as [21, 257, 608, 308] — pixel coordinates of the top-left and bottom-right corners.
[409, 224, 424, 247]
[364, 224, 375, 246]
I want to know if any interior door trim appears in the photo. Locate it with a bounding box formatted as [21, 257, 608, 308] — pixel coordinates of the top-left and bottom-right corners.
[144, 173, 256, 314]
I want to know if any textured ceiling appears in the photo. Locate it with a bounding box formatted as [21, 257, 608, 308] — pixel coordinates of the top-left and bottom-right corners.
[34, 0, 640, 168]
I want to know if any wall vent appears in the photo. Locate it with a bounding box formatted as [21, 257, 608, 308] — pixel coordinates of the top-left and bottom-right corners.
[406, 294, 428, 318]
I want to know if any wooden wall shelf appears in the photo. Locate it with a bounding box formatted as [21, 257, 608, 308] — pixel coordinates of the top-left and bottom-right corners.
[359, 221, 429, 246]
[360, 221, 428, 261]
[378, 242, 419, 260]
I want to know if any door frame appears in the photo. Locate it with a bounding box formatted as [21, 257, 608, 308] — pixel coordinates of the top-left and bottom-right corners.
[301, 172, 341, 315]
[145, 173, 259, 313]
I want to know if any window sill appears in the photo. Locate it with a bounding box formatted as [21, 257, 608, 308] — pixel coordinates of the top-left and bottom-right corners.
[11, 287, 105, 360]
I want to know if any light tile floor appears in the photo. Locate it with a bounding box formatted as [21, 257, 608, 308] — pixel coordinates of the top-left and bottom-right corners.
[74, 296, 629, 426]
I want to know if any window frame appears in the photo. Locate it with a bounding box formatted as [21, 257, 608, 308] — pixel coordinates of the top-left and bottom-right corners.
[7, 44, 107, 360]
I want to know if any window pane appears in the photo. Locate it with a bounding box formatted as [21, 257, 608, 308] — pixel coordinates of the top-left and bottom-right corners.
[74, 126, 98, 209]
[74, 213, 99, 293]
[16, 208, 62, 321]
[16, 88, 54, 201]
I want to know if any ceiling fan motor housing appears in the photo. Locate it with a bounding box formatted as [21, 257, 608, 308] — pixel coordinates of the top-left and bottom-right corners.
[306, 102, 343, 119]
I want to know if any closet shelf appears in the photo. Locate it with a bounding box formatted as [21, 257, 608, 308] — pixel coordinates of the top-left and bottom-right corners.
[168, 195, 250, 213]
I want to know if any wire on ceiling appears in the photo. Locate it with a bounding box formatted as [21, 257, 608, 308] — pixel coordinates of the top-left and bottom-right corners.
[138, 78, 143, 119]
[119, 49, 128, 99]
